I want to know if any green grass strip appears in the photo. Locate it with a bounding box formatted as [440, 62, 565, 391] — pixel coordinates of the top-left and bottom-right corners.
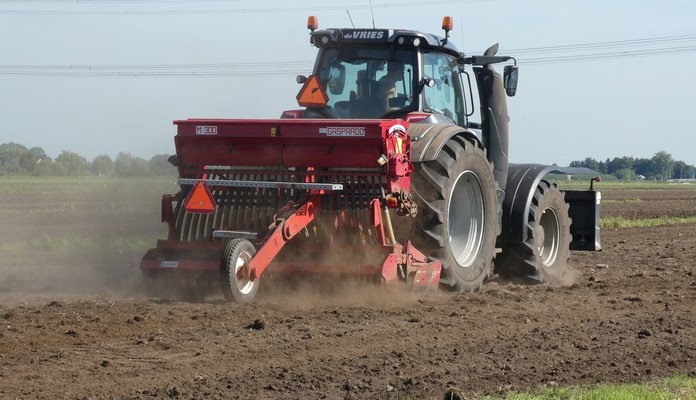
[0, 176, 177, 195]
[601, 198, 644, 204]
[601, 216, 696, 228]
[23, 233, 155, 253]
[551, 180, 696, 190]
[469, 374, 696, 400]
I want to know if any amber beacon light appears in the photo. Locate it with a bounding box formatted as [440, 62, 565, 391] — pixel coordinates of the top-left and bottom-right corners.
[307, 16, 318, 32]
[442, 16, 453, 32]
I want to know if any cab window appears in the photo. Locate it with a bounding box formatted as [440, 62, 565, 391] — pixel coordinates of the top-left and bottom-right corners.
[316, 47, 414, 119]
[422, 52, 466, 126]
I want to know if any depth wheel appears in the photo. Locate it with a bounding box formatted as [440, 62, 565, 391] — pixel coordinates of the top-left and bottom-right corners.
[220, 238, 259, 303]
[409, 136, 498, 292]
[495, 180, 571, 283]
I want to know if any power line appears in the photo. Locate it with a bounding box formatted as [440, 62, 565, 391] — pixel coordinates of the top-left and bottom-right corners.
[460, 33, 696, 65]
[1, 34, 695, 77]
[0, 1, 243, 3]
[0, 60, 314, 77]
[0, 0, 492, 15]
[521, 45, 696, 65]
[504, 34, 696, 65]
[503, 34, 696, 55]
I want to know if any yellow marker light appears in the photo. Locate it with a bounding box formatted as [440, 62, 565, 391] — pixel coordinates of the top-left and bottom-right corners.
[442, 16, 453, 32]
[307, 16, 318, 32]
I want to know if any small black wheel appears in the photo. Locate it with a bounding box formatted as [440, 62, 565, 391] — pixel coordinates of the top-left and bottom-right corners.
[220, 238, 259, 303]
[495, 180, 571, 283]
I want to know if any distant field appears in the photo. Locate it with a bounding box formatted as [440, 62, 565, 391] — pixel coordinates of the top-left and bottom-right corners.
[2, 177, 695, 271]
[0, 175, 176, 194]
[553, 178, 696, 190]
[0, 176, 177, 294]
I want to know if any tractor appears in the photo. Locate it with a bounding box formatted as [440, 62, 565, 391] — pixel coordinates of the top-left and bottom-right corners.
[140, 16, 601, 302]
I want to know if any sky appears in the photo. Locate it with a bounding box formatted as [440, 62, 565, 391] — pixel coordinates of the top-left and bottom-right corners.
[1, 0, 695, 166]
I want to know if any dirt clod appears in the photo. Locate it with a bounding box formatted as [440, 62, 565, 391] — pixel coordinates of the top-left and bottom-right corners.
[245, 319, 265, 330]
[638, 329, 653, 339]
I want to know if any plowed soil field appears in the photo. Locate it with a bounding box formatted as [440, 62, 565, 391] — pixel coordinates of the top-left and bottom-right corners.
[1, 178, 695, 399]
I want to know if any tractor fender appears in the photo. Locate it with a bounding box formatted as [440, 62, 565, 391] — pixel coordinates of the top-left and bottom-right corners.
[500, 163, 564, 243]
[408, 123, 481, 163]
[409, 122, 505, 236]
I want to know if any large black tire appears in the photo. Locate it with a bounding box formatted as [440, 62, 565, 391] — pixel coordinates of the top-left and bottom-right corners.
[409, 136, 498, 292]
[220, 238, 259, 303]
[495, 180, 571, 283]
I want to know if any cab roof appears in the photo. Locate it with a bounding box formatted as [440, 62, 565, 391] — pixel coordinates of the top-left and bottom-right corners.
[310, 28, 462, 58]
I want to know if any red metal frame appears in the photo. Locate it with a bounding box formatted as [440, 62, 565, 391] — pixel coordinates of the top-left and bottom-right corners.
[247, 195, 320, 281]
[173, 119, 412, 194]
[141, 118, 440, 291]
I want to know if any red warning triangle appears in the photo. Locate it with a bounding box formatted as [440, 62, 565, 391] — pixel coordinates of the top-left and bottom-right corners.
[184, 181, 216, 214]
[296, 75, 328, 108]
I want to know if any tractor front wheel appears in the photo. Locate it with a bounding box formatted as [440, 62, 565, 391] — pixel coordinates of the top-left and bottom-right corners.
[409, 136, 498, 292]
[220, 238, 259, 303]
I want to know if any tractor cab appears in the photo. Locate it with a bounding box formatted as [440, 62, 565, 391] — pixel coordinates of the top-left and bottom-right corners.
[293, 17, 473, 127]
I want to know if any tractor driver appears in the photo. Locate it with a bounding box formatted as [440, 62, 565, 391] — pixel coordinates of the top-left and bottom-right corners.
[378, 61, 405, 113]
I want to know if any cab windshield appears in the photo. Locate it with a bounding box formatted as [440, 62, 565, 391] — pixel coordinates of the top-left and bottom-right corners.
[316, 46, 415, 119]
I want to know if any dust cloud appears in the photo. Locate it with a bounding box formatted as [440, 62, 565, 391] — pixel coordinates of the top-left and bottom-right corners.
[0, 179, 168, 299]
[1, 177, 572, 307]
[257, 276, 426, 310]
[557, 265, 579, 287]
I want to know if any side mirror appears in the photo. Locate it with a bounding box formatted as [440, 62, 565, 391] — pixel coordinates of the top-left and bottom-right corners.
[503, 65, 518, 97]
[421, 78, 435, 88]
[327, 64, 345, 95]
[296, 75, 307, 84]
[417, 78, 435, 94]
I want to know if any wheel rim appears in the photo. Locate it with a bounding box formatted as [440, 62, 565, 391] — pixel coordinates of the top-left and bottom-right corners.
[233, 250, 255, 295]
[538, 208, 560, 267]
[448, 170, 485, 268]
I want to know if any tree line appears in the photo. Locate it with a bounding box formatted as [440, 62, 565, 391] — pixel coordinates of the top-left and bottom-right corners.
[0, 142, 176, 177]
[2, 142, 694, 181]
[570, 150, 695, 181]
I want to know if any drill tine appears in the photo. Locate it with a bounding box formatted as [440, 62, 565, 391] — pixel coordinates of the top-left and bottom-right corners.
[215, 174, 227, 234]
[258, 172, 269, 231]
[367, 176, 375, 244]
[204, 172, 219, 237]
[223, 174, 234, 230]
[357, 176, 366, 244]
[229, 172, 241, 229]
[356, 176, 367, 244]
[250, 172, 261, 231]
[347, 179, 354, 244]
[239, 172, 248, 230]
[175, 197, 186, 241]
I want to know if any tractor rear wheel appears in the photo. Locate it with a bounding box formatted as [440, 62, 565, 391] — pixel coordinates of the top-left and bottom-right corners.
[495, 180, 571, 283]
[220, 238, 259, 303]
[409, 136, 498, 292]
